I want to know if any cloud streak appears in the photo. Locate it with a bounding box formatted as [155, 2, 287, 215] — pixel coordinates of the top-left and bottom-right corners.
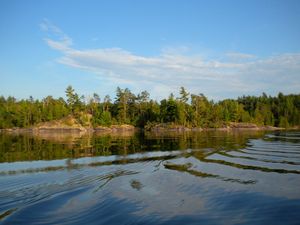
[40, 20, 300, 100]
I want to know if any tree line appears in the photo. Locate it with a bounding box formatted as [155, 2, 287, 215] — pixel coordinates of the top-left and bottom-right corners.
[0, 86, 299, 129]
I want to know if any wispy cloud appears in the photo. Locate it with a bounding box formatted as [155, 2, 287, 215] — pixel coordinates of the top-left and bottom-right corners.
[40, 19, 72, 51]
[225, 52, 257, 62]
[40, 20, 300, 100]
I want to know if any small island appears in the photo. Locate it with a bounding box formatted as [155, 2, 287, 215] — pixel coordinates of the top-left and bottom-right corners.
[1, 86, 299, 133]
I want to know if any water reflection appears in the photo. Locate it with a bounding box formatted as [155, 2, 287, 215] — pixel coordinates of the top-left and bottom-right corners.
[0, 130, 300, 224]
[130, 179, 144, 191]
[164, 162, 257, 184]
[0, 130, 265, 163]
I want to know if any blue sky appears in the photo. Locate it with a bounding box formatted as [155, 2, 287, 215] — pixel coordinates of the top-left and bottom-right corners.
[1, 0, 300, 101]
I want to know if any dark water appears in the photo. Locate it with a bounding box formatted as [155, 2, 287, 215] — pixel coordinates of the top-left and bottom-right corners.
[0, 130, 300, 225]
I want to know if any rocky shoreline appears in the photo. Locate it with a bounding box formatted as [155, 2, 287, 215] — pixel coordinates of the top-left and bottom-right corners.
[0, 122, 288, 134]
[0, 125, 137, 134]
[147, 122, 284, 132]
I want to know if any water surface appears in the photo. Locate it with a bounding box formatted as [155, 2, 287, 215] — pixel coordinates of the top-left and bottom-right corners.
[0, 130, 300, 224]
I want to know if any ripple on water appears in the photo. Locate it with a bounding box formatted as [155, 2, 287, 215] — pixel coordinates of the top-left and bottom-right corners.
[1, 131, 300, 224]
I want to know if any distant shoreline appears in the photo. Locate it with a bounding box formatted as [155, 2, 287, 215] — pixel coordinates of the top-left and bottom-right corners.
[0, 123, 289, 134]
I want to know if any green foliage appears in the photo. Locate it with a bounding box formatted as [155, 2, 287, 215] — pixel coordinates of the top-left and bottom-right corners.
[0, 86, 299, 129]
[179, 86, 189, 103]
[160, 95, 179, 123]
[279, 116, 289, 128]
[115, 87, 135, 124]
[190, 94, 211, 127]
[65, 85, 82, 115]
[100, 111, 112, 126]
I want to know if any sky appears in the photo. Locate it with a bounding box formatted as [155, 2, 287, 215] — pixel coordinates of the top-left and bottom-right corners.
[1, 0, 300, 101]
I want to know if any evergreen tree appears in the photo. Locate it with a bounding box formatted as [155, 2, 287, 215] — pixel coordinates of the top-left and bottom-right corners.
[0, 87, 299, 129]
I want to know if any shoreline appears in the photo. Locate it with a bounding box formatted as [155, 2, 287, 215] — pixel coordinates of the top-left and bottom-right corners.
[0, 125, 288, 134]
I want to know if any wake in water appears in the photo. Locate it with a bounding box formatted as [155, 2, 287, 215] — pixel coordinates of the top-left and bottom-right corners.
[1, 131, 300, 224]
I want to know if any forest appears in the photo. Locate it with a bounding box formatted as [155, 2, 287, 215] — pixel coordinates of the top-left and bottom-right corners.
[0, 86, 300, 129]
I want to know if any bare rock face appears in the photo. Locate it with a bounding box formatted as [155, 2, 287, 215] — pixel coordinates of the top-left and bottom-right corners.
[35, 115, 87, 132]
[228, 122, 283, 130]
[94, 124, 136, 133]
[111, 124, 135, 131]
[147, 123, 192, 132]
[229, 122, 259, 129]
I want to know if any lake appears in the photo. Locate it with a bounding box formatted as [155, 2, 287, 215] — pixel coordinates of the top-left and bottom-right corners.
[0, 130, 300, 225]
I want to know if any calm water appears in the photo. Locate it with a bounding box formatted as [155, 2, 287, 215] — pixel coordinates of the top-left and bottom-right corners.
[0, 130, 300, 225]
